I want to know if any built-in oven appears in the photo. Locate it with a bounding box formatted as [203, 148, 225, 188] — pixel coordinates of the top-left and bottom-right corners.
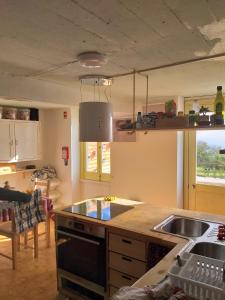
[56, 216, 106, 299]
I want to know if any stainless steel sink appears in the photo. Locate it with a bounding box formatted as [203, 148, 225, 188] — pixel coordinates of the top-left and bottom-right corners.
[154, 215, 210, 238]
[190, 242, 225, 260]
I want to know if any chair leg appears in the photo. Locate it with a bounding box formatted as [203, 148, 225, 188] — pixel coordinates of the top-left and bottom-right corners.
[17, 234, 20, 252]
[46, 215, 51, 248]
[33, 225, 38, 259]
[24, 232, 28, 249]
[12, 234, 17, 270]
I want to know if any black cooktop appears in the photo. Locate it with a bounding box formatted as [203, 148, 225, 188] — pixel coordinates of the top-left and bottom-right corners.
[63, 199, 134, 221]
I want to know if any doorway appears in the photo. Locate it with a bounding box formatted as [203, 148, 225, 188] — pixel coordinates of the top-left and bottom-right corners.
[185, 129, 225, 215]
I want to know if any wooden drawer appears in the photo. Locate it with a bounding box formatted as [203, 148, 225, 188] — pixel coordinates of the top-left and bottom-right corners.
[109, 233, 146, 261]
[109, 286, 119, 297]
[109, 269, 137, 288]
[109, 251, 146, 278]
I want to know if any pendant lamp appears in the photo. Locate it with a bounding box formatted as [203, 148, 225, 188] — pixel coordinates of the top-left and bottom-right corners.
[79, 76, 113, 142]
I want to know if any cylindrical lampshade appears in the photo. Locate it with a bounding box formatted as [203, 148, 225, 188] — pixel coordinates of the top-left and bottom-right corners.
[79, 102, 113, 142]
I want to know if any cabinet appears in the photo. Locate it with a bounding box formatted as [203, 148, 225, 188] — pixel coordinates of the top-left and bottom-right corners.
[108, 232, 148, 296]
[0, 120, 41, 162]
[0, 121, 12, 161]
[108, 232, 173, 297]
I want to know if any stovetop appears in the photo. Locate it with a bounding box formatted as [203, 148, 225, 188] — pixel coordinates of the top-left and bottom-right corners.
[63, 199, 134, 221]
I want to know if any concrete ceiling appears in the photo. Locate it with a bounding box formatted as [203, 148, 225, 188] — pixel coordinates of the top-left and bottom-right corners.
[1, 0, 225, 101]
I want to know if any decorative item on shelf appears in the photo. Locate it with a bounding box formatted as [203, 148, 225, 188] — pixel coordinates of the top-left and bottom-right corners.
[165, 99, 176, 118]
[214, 85, 224, 125]
[17, 108, 30, 120]
[177, 111, 184, 117]
[157, 111, 164, 119]
[197, 105, 210, 126]
[188, 110, 198, 127]
[79, 75, 113, 142]
[136, 111, 142, 129]
[3, 107, 17, 119]
[147, 112, 158, 128]
[30, 108, 39, 121]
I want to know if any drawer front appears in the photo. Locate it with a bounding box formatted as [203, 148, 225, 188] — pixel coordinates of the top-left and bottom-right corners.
[109, 286, 118, 297]
[109, 251, 146, 278]
[109, 233, 146, 261]
[109, 269, 137, 288]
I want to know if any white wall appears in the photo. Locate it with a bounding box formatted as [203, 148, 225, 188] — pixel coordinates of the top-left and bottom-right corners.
[42, 107, 80, 206]
[80, 131, 184, 208]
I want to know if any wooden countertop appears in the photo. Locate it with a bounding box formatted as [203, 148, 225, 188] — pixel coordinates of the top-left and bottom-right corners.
[54, 198, 225, 288]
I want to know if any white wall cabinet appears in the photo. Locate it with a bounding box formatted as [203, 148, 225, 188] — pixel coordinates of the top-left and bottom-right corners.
[0, 120, 41, 162]
[0, 121, 13, 161]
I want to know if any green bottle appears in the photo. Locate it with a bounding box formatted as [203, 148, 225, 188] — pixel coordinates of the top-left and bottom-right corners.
[214, 86, 224, 125]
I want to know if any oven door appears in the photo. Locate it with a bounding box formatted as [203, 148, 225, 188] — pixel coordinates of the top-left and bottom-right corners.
[56, 227, 106, 287]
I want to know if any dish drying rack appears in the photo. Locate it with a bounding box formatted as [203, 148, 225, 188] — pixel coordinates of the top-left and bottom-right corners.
[168, 252, 225, 300]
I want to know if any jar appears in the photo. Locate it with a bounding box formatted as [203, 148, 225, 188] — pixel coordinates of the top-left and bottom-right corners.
[188, 110, 198, 127]
[17, 108, 30, 120]
[3, 107, 17, 119]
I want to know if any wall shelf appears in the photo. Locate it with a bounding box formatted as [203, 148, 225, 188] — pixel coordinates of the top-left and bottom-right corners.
[118, 125, 225, 132]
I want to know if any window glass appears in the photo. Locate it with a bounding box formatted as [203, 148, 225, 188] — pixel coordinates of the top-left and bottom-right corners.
[196, 130, 225, 185]
[86, 142, 98, 173]
[101, 142, 111, 174]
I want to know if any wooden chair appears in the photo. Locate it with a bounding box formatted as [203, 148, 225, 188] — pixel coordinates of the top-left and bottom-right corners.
[25, 178, 51, 248]
[0, 203, 38, 269]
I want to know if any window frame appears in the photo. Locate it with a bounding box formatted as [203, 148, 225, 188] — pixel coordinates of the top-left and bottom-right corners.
[80, 142, 111, 182]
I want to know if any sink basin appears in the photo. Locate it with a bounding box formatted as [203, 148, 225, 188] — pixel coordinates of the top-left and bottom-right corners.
[190, 242, 225, 260]
[161, 217, 209, 238]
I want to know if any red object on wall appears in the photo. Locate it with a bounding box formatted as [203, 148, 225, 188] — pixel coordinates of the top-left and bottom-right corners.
[62, 146, 69, 166]
[64, 111, 68, 119]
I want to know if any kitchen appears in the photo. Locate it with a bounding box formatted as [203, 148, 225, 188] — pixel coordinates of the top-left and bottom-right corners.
[1, 1, 225, 300]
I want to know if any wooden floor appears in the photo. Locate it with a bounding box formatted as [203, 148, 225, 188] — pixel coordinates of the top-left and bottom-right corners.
[0, 224, 58, 300]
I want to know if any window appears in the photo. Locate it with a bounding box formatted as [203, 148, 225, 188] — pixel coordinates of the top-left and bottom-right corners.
[81, 142, 111, 181]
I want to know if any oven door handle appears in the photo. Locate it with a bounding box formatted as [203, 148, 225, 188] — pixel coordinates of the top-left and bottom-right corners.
[57, 230, 101, 246]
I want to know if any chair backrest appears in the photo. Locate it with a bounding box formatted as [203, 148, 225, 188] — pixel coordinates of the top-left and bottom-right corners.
[34, 179, 50, 197]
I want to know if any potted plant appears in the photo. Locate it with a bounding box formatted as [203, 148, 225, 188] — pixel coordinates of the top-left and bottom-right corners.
[198, 106, 210, 126]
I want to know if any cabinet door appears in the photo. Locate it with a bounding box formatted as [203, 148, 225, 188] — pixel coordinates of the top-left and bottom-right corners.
[14, 122, 39, 161]
[0, 121, 13, 161]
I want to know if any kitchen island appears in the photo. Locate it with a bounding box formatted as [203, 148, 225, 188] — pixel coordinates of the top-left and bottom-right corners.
[54, 199, 225, 299]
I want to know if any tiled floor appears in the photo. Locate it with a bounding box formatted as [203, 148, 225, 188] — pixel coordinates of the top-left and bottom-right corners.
[0, 224, 58, 300]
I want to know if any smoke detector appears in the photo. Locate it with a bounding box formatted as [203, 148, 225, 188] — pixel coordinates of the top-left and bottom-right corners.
[77, 52, 107, 68]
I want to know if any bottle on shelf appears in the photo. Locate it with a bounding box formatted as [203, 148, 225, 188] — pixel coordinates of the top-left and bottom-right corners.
[214, 86, 225, 125]
[136, 111, 142, 129]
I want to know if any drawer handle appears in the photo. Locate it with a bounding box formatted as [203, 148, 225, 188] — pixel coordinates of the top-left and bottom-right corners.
[121, 275, 132, 281]
[122, 256, 132, 262]
[122, 239, 132, 244]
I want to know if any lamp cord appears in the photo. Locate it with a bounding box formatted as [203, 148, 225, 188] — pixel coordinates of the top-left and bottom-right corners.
[80, 81, 83, 102]
[145, 75, 149, 115]
[133, 70, 136, 130]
